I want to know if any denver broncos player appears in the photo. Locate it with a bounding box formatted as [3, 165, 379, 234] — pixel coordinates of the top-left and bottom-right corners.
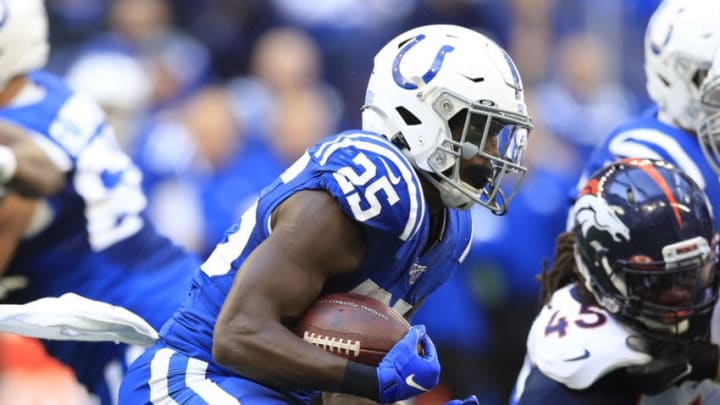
[0, 1, 200, 403]
[120, 24, 532, 404]
[563, 0, 720, 397]
[512, 158, 720, 404]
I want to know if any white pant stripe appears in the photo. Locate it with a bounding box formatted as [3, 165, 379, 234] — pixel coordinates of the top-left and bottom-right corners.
[149, 348, 180, 405]
[186, 357, 241, 404]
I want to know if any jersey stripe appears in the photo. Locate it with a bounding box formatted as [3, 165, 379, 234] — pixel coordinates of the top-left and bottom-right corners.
[609, 128, 705, 188]
[185, 357, 241, 404]
[314, 133, 425, 241]
[280, 151, 311, 184]
[201, 201, 258, 277]
[149, 348, 180, 405]
[459, 227, 473, 263]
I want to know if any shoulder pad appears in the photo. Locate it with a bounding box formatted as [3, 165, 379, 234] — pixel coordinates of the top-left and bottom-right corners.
[607, 127, 705, 189]
[310, 131, 426, 241]
[527, 285, 651, 389]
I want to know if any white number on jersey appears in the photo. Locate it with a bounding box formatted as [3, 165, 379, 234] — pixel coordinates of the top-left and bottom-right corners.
[73, 126, 146, 251]
[333, 152, 400, 221]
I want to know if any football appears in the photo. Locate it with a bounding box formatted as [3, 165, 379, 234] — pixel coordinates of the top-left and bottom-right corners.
[293, 292, 410, 366]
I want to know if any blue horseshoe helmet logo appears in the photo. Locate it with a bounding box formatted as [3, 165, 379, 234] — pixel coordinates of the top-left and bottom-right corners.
[392, 34, 455, 90]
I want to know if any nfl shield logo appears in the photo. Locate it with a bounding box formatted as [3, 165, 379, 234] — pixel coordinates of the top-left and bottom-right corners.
[408, 263, 428, 285]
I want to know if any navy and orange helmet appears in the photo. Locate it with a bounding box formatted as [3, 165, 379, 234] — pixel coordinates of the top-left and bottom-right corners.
[570, 158, 719, 342]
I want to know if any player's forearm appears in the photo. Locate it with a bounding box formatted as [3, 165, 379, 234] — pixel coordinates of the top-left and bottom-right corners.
[6, 140, 65, 197]
[212, 317, 375, 397]
[0, 195, 38, 275]
[0, 119, 65, 198]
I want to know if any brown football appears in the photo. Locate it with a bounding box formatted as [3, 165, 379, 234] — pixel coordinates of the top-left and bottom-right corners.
[293, 292, 410, 366]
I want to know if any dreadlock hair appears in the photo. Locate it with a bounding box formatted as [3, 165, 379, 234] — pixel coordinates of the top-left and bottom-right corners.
[537, 231, 579, 307]
[537, 230, 599, 309]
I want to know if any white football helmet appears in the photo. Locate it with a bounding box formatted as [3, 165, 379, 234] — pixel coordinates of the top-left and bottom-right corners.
[698, 51, 720, 175]
[362, 24, 532, 214]
[0, 0, 49, 87]
[645, 0, 720, 131]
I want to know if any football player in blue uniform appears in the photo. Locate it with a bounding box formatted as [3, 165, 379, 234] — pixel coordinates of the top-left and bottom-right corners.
[512, 158, 720, 404]
[0, 1, 200, 403]
[120, 24, 532, 404]
[575, 0, 720, 212]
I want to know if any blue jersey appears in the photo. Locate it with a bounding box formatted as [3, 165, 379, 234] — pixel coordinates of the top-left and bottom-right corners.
[576, 106, 720, 228]
[0, 71, 199, 399]
[125, 131, 473, 404]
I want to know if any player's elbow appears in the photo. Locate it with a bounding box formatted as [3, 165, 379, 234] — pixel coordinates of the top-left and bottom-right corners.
[9, 161, 65, 198]
[29, 169, 64, 197]
[212, 315, 260, 371]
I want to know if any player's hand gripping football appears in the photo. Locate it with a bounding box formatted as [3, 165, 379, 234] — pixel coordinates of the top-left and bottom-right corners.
[376, 324, 440, 403]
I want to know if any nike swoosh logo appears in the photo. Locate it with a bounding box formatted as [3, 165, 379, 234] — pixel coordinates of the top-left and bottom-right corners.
[380, 159, 402, 185]
[563, 349, 590, 362]
[405, 374, 431, 392]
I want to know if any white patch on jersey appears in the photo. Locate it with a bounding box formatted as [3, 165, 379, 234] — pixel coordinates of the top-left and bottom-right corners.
[527, 285, 651, 389]
[48, 93, 106, 157]
[201, 201, 258, 277]
[608, 128, 705, 189]
[280, 151, 311, 184]
[315, 134, 425, 241]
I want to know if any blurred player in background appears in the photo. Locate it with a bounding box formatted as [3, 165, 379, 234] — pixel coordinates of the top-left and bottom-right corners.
[561, 0, 720, 387]
[120, 24, 531, 404]
[0, 1, 200, 403]
[512, 158, 720, 404]
[575, 0, 720, 209]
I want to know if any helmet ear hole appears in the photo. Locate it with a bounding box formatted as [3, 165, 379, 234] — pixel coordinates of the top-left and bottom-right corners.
[447, 109, 468, 141]
[395, 106, 421, 126]
[692, 68, 709, 88]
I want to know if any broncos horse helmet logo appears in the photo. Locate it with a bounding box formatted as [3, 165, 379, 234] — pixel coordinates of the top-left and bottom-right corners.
[572, 194, 630, 244]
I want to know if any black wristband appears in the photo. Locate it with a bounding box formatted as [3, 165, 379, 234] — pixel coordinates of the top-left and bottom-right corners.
[339, 361, 379, 401]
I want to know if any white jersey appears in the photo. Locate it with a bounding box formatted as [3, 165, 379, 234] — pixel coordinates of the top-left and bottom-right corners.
[512, 284, 720, 404]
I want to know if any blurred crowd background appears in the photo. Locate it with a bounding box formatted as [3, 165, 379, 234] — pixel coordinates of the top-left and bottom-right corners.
[0, 0, 663, 404]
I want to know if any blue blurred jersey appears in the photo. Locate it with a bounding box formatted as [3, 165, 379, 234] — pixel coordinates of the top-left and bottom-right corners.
[575, 106, 720, 228]
[0, 71, 199, 401]
[121, 130, 473, 404]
